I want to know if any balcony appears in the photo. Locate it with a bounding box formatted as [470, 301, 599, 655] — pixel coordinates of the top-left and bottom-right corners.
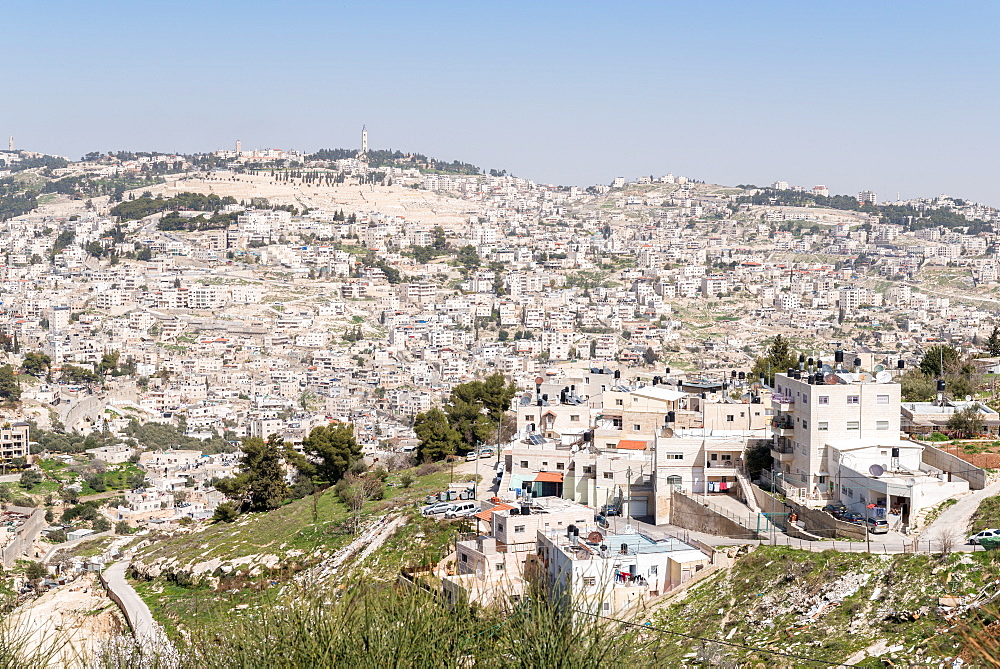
[771, 442, 795, 463]
[771, 395, 794, 412]
[771, 418, 794, 437]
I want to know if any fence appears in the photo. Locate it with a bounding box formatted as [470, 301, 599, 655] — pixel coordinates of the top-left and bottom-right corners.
[98, 569, 135, 635]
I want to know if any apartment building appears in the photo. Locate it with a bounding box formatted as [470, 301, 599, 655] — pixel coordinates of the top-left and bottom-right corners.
[768, 368, 969, 527]
[0, 423, 30, 461]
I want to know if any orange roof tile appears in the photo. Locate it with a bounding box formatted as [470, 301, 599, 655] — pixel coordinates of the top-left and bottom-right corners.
[474, 503, 514, 522]
[616, 439, 647, 450]
[534, 472, 564, 483]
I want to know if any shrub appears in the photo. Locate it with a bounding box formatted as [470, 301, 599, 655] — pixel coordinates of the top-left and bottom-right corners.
[399, 472, 415, 489]
[212, 501, 240, 523]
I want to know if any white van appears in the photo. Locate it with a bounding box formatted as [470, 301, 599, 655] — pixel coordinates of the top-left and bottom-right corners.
[444, 502, 478, 518]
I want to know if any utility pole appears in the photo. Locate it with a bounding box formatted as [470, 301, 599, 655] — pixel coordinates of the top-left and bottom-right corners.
[626, 465, 632, 522]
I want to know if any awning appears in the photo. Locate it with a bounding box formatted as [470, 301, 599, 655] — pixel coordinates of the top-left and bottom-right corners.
[616, 439, 647, 450]
[534, 472, 564, 483]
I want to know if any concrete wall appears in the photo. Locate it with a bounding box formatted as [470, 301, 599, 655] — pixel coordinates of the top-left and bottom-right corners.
[669, 491, 760, 539]
[749, 484, 866, 540]
[2, 506, 46, 568]
[921, 444, 986, 490]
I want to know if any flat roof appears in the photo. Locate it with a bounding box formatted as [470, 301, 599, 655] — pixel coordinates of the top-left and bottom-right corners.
[631, 387, 686, 402]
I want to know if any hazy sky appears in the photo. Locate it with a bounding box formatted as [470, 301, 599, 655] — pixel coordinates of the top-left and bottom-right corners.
[6, 1, 999, 203]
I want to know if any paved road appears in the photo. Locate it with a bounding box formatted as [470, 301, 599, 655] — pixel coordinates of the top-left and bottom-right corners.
[921, 480, 1000, 546]
[41, 530, 114, 564]
[103, 561, 160, 643]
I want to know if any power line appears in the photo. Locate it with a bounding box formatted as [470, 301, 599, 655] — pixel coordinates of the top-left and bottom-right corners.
[572, 607, 864, 667]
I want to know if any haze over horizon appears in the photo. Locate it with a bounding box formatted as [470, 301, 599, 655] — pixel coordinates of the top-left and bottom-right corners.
[6, 1, 999, 204]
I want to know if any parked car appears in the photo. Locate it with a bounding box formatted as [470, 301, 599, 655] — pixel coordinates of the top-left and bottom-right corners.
[823, 503, 847, 516]
[840, 512, 865, 525]
[421, 502, 451, 516]
[465, 452, 479, 462]
[864, 517, 889, 534]
[968, 529, 1000, 545]
[444, 501, 478, 518]
[479, 448, 494, 458]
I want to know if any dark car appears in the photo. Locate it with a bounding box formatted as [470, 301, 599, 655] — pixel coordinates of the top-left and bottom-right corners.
[840, 512, 864, 525]
[823, 503, 847, 516]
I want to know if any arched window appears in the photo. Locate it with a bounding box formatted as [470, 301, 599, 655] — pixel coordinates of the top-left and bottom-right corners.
[666, 475, 682, 487]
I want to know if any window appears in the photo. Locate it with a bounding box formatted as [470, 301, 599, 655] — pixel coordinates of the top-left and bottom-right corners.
[664, 453, 683, 460]
[710, 453, 718, 461]
[819, 396, 830, 405]
[583, 577, 596, 587]
[497, 524, 504, 532]
[726, 415, 734, 422]
[570, 415, 580, 422]
[649, 565, 658, 575]
[818, 422, 828, 431]
[615, 399, 624, 406]
[556, 462, 565, 470]
[514, 525, 526, 533]
[877, 395, 890, 405]
[496, 563, 505, 571]
[847, 421, 860, 430]
[802, 420, 808, 429]
[876, 421, 889, 430]
[603, 602, 610, 612]
[583, 466, 594, 474]
[847, 395, 860, 405]
[603, 472, 614, 480]
[633, 424, 641, 431]
[666, 475, 682, 486]
[524, 415, 533, 422]
[461, 553, 468, 563]
[612, 418, 622, 428]
[520, 461, 529, 468]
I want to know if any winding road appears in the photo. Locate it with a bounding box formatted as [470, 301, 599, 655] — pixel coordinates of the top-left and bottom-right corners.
[103, 561, 162, 645]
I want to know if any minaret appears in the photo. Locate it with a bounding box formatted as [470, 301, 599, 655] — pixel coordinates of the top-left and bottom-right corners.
[361, 124, 368, 156]
[8, 136, 13, 151]
[235, 139, 242, 156]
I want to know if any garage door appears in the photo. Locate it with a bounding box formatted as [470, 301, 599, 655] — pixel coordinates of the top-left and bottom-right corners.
[626, 497, 648, 518]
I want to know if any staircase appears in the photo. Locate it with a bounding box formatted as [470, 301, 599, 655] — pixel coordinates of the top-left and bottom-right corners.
[733, 467, 761, 513]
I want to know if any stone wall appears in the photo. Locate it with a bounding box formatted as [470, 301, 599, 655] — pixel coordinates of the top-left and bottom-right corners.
[669, 491, 761, 539]
[2, 505, 46, 568]
[920, 444, 987, 490]
[749, 484, 866, 540]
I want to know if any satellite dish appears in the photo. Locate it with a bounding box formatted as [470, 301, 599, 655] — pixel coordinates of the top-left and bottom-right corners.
[856, 372, 869, 382]
[586, 531, 604, 544]
[839, 372, 855, 383]
[874, 364, 885, 373]
[966, 395, 973, 402]
[821, 364, 833, 374]
[824, 373, 839, 385]
[876, 371, 892, 383]
[662, 427, 674, 438]
[869, 464, 885, 477]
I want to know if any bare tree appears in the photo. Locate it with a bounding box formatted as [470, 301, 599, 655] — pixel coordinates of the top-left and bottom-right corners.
[938, 527, 962, 556]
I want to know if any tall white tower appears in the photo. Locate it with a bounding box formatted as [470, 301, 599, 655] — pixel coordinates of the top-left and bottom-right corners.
[8, 136, 13, 152]
[235, 139, 242, 155]
[361, 124, 368, 156]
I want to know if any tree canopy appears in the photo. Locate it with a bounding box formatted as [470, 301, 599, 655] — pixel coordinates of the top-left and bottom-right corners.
[291, 423, 361, 484]
[750, 335, 799, 386]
